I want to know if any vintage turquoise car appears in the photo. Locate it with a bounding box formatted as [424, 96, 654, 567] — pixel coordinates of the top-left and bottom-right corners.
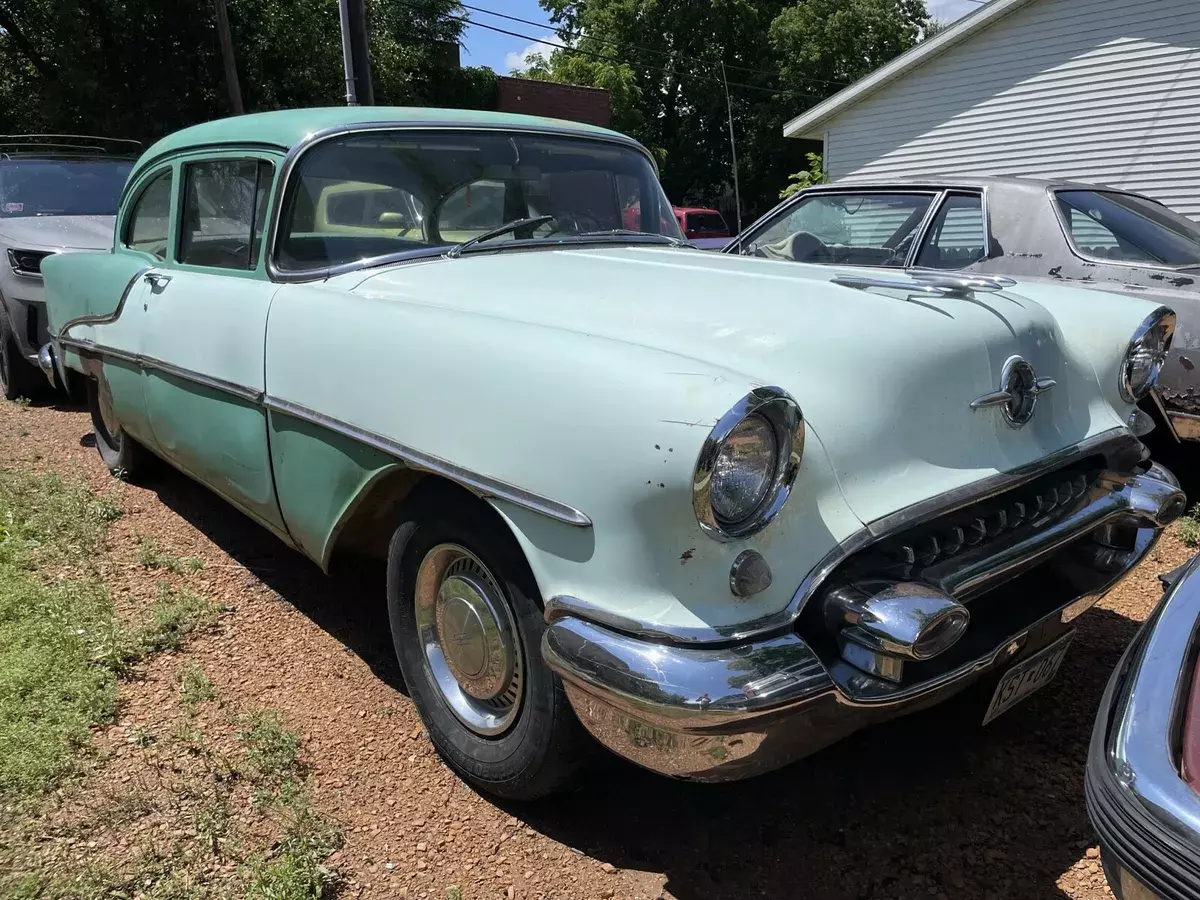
[38, 108, 1187, 800]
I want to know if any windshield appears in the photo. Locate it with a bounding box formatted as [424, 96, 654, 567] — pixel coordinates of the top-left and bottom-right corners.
[277, 130, 681, 271]
[743, 192, 935, 267]
[1056, 190, 1200, 267]
[685, 212, 729, 235]
[0, 158, 133, 217]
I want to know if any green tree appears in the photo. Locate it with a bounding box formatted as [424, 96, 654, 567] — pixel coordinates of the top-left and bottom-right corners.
[0, 0, 496, 142]
[517, 0, 928, 218]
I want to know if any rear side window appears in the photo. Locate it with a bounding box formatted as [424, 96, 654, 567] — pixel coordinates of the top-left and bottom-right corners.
[179, 159, 275, 270]
[124, 169, 173, 260]
[1056, 190, 1200, 266]
[915, 193, 985, 269]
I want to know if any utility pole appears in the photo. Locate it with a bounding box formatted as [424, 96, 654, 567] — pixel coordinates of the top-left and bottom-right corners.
[720, 61, 741, 235]
[339, 0, 375, 107]
[214, 0, 244, 115]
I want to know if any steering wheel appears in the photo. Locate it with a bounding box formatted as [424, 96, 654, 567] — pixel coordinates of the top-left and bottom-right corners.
[542, 213, 602, 236]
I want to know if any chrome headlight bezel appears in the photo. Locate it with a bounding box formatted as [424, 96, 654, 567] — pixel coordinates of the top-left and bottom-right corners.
[692, 386, 804, 541]
[1120, 307, 1176, 403]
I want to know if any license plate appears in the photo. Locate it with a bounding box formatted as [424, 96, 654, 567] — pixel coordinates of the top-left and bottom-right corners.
[982, 631, 1075, 725]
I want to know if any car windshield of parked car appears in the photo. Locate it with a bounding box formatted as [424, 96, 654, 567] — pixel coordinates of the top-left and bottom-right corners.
[1056, 190, 1200, 267]
[686, 212, 728, 235]
[744, 192, 935, 267]
[0, 158, 133, 217]
[277, 130, 681, 270]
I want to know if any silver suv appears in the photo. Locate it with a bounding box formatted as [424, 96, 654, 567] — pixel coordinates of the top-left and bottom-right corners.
[0, 135, 138, 399]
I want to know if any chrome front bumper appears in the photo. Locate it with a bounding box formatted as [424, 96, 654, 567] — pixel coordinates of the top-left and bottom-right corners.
[1086, 554, 1200, 900]
[544, 463, 1184, 781]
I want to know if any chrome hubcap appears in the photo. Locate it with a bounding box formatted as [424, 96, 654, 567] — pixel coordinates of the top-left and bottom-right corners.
[96, 380, 121, 445]
[415, 544, 523, 736]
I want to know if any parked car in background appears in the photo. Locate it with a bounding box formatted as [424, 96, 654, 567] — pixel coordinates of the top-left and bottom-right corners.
[0, 135, 139, 399]
[725, 177, 1200, 445]
[39, 108, 1187, 800]
[1087, 552, 1200, 900]
[673, 205, 731, 249]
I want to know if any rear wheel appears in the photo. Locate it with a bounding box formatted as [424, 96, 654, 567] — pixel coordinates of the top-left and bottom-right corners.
[386, 493, 587, 800]
[88, 377, 148, 478]
[0, 305, 45, 402]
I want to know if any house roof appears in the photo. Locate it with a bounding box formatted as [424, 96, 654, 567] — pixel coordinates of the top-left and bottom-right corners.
[782, 0, 1039, 140]
[134, 106, 632, 174]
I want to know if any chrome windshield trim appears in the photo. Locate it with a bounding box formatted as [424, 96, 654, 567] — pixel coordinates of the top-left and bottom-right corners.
[264, 122, 662, 285]
[547, 427, 1139, 645]
[1103, 552, 1200, 842]
[55, 335, 262, 403]
[262, 395, 591, 528]
[55, 264, 150, 339]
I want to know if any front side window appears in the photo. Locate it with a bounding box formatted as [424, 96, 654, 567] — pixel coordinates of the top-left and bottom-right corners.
[179, 159, 275, 270]
[744, 192, 936, 267]
[915, 193, 986, 269]
[1056, 190, 1200, 267]
[276, 130, 681, 271]
[0, 158, 133, 218]
[124, 169, 174, 260]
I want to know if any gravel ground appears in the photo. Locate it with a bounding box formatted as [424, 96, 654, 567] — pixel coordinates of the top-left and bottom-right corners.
[5, 394, 1193, 900]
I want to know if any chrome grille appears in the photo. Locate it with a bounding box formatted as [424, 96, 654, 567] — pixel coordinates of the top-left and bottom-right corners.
[857, 465, 1103, 582]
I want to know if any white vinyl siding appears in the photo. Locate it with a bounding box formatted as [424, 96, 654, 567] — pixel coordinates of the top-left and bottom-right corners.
[822, 0, 1200, 217]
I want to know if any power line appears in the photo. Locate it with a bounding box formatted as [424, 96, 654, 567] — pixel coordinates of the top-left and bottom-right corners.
[404, 3, 825, 101]
[456, 0, 851, 88]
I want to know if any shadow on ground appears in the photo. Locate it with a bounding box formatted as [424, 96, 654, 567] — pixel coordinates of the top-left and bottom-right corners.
[137, 454, 1143, 900]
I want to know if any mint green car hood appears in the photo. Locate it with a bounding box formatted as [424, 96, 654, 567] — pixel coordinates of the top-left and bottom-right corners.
[351, 246, 1130, 526]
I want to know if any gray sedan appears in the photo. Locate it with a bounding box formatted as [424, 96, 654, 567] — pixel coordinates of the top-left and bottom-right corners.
[725, 176, 1200, 445]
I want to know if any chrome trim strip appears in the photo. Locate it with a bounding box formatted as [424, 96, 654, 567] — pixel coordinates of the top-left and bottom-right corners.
[546, 427, 1140, 645]
[903, 189, 947, 268]
[830, 273, 949, 296]
[55, 265, 151, 339]
[55, 336, 262, 403]
[262, 395, 592, 528]
[263, 122, 662, 285]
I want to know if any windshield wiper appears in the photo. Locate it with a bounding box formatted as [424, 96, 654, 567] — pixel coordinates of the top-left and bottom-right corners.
[444, 215, 555, 259]
[573, 229, 690, 248]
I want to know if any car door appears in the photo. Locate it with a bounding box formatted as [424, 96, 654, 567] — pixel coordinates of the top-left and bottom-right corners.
[76, 165, 177, 456]
[140, 153, 287, 534]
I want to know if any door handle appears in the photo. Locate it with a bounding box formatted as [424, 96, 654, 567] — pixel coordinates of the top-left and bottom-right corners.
[144, 272, 172, 288]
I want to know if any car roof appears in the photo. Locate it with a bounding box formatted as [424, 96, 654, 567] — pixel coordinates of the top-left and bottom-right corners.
[812, 174, 1130, 195]
[135, 107, 638, 174]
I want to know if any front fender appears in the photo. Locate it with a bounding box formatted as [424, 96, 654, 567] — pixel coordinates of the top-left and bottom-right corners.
[264, 279, 863, 636]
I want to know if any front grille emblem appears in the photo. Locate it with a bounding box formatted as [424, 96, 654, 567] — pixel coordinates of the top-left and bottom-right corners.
[970, 355, 1056, 427]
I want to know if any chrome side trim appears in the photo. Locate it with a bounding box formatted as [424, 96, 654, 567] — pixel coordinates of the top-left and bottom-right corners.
[830, 273, 948, 296]
[263, 122, 662, 284]
[546, 427, 1140, 645]
[55, 265, 151, 339]
[56, 336, 263, 403]
[263, 395, 592, 528]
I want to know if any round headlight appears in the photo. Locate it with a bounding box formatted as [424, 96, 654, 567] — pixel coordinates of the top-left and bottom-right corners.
[710, 414, 778, 523]
[1121, 308, 1176, 402]
[693, 387, 805, 541]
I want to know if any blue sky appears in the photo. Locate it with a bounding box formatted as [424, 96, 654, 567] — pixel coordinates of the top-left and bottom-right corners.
[460, 0, 983, 74]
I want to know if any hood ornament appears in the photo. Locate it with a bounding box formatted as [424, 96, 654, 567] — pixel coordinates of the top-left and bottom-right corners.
[970, 356, 1056, 427]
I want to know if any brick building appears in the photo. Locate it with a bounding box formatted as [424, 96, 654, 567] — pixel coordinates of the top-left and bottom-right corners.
[495, 76, 611, 128]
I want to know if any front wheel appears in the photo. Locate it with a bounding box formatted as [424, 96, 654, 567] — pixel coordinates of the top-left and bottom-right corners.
[386, 494, 587, 800]
[87, 377, 148, 478]
[0, 306, 45, 402]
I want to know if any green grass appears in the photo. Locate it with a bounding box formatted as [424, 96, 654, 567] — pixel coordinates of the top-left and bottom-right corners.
[180, 660, 216, 713]
[0, 471, 124, 797]
[135, 536, 203, 575]
[1180, 505, 1200, 548]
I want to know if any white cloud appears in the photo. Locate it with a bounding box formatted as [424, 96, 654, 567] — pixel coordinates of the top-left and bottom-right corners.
[504, 35, 558, 72]
[927, 0, 981, 22]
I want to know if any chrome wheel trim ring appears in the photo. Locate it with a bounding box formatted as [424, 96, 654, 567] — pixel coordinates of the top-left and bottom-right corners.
[96, 379, 121, 448]
[414, 543, 524, 736]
